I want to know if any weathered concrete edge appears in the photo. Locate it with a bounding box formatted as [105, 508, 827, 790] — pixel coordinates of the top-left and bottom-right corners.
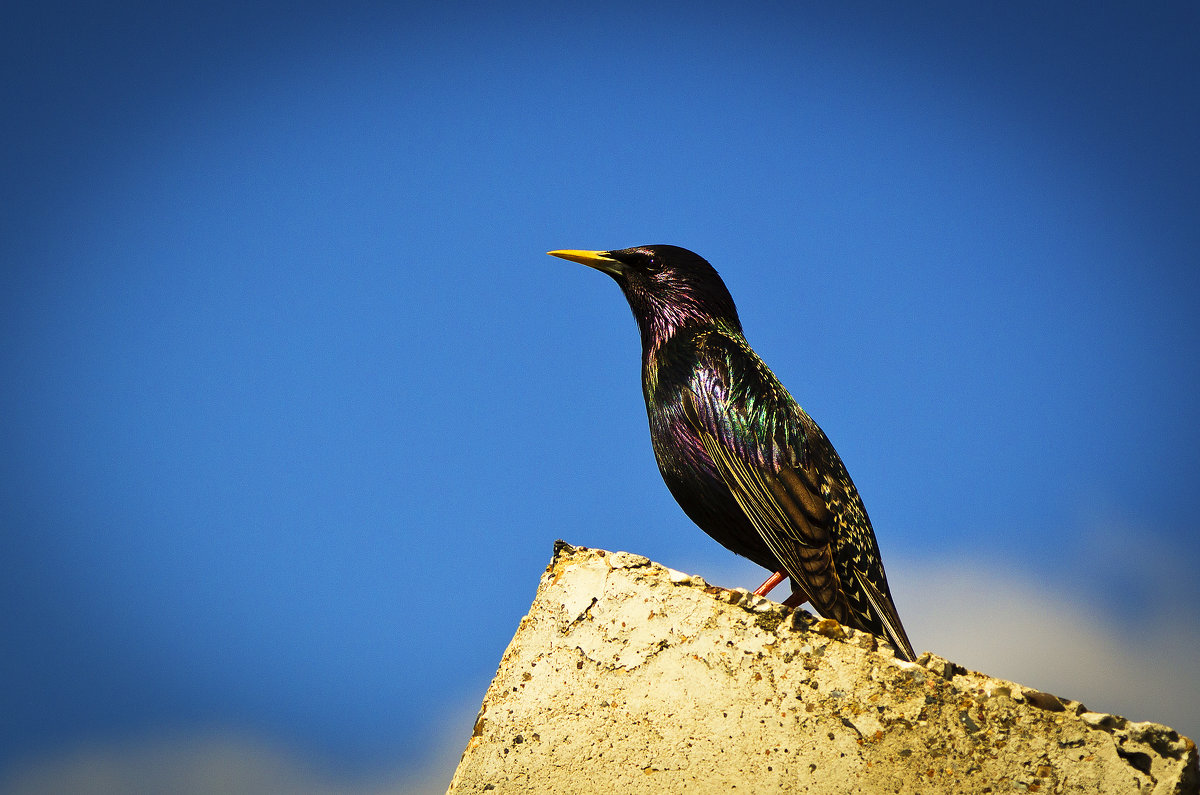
[453, 539, 1199, 792]
[546, 540, 1199, 775]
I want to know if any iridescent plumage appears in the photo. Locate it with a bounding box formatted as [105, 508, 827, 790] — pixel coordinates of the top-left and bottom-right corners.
[550, 245, 916, 661]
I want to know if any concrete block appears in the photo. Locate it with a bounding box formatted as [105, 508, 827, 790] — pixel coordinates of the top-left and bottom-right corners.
[449, 542, 1198, 794]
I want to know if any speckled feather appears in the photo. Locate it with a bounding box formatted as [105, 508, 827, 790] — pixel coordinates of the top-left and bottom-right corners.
[554, 245, 915, 661]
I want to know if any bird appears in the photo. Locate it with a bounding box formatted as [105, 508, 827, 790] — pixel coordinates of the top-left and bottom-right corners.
[548, 245, 916, 661]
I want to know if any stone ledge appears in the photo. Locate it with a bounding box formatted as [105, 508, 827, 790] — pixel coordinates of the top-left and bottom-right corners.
[448, 542, 1198, 794]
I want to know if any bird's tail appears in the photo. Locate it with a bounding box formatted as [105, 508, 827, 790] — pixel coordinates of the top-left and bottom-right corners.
[854, 569, 916, 662]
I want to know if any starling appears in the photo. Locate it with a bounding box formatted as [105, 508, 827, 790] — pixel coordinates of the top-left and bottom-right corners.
[549, 245, 916, 661]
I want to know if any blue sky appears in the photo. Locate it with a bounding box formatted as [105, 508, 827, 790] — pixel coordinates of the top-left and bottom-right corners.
[3, 2, 1198, 791]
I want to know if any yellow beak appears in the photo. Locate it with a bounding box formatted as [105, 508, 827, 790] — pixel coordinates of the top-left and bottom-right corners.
[547, 249, 623, 273]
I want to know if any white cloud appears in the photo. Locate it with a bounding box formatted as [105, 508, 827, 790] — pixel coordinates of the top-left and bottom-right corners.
[890, 556, 1200, 741]
[1, 703, 478, 795]
[3, 734, 347, 795]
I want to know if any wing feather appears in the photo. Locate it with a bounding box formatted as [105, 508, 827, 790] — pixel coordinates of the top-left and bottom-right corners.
[683, 386, 847, 618]
[674, 330, 915, 661]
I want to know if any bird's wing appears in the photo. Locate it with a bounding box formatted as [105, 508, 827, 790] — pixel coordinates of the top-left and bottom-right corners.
[674, 330, 915, 660]
[678, 359, 848, 617]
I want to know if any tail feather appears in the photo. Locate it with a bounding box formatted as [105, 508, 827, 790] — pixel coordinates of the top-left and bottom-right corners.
[854, 568, 916, 662]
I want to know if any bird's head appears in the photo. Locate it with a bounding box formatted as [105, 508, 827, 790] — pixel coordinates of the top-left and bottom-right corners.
[548, 245, 742, 346]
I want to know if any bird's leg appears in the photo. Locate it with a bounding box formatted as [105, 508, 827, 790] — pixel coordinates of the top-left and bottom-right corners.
[781, 589, 807, 608]
[785, 579, 812, 608]
[753, 570, 788, 597]
[755, 571, 811, 609]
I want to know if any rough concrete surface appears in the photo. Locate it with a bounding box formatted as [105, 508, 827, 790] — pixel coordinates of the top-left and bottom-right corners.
[448, 542, 1198, 794]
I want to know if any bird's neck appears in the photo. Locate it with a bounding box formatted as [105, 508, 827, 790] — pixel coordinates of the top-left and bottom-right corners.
[635, 302, 741, 359]
[639, 315, 744, 400]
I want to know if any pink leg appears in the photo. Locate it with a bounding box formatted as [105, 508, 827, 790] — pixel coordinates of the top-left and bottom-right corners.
[753, 570, 788, 597]
[782, 590, 806, 608]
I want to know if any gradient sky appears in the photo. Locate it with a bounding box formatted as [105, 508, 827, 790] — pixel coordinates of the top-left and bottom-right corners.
[3, 2, 1198, 792]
